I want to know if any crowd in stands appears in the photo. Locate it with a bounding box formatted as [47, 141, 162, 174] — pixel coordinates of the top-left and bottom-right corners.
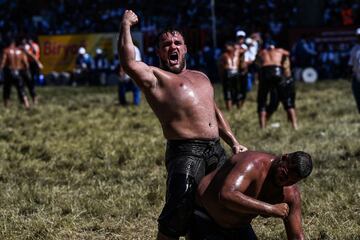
[0, 0, 359, 81]
[291, 34, 353, 80]
[323, 0, 359, 27]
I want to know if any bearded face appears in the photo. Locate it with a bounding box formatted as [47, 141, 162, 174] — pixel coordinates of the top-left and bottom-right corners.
[157, 31, 187, 74]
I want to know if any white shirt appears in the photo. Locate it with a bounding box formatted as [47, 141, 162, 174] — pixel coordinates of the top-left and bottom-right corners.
[245, 41, 259, 62]
[348, 44, 360, 81]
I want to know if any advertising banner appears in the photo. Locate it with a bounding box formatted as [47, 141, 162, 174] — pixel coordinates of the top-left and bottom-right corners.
[38, 32, 143, 74]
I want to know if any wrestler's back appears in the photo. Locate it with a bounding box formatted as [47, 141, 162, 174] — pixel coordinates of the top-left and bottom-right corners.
[261, 49, 284, 67]
[3, 47, 26, 70]
[146, 68, 219, 140]
[197, 151, 273, 228]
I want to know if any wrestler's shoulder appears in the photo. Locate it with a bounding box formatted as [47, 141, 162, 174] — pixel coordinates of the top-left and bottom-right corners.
[234, 151, 274, 170]
[234, 150, 274, 158]
[149, 66, 162, 72]
[186, 70, 210, 80]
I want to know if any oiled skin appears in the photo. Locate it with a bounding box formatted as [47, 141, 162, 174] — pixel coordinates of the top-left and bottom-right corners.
[196, 151, 305, 240]
[119, 10, 248, 240]
[259, 47, 289, 67]
[118, 10, 247, 150]
[1, 45, 29, 70]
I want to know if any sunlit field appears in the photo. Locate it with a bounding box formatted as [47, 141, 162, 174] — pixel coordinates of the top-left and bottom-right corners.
[0, 80, 359, 240]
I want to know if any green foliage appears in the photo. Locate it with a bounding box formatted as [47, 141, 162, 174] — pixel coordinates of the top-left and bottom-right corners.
[0, 81, 359, 239]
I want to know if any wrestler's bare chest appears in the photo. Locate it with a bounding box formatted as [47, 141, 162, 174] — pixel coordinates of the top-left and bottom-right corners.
[155, 71, 214, 108]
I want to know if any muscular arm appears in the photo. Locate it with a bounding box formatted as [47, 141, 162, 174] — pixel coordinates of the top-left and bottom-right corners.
[283, 56, 292, 78]
[219, 158, 289, 218]
[118, 10, 157, 90]
[283, 186, 305, 240]
[256, 51, 264, 67]
[22, 53, 29, 69]
[238, 51, 247, 73]
[0, 51, 7, 69]
[215, 103, 247, 153]
[26, 50, 43, 69]
[281, 49, 290, 57]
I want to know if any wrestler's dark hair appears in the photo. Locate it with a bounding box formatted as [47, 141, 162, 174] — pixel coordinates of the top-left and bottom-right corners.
[155, 27, 186, 47]
[287, 151, 313, 178]
[6, 36, 16, 46]
[15, 36, 24, 47]
[225, 41, 235, 46]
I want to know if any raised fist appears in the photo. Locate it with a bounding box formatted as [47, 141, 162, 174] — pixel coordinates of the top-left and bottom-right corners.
[272, 203, 289, 219]
[122, 10, 138, 27]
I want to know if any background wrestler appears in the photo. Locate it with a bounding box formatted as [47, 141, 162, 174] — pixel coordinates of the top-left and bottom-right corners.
[0, 38, 30, 108]
[266, 55, 298, 130]
[21, 37, 43, 105]
[190, 151, 312, 240]
[348, 28, 360, 113]
[234, 31, 250, 110]
[257, 45, 296, 129]
[118, 10, 247, 240]
[218, 42, 245, 110]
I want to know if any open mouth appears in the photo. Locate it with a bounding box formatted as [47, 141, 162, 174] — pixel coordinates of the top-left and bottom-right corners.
[169, 52, 179, 65]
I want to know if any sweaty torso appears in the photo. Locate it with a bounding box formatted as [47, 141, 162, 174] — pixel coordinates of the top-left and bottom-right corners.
[197, 151, 277, 228]
[145, 68, 219, 140]
[260, 49, 284, 67]
[2, 47, 27, 70]
[221, 52, 240, 71]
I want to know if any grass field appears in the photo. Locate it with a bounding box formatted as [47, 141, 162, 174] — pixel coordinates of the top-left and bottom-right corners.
[0, 80, 359, 240]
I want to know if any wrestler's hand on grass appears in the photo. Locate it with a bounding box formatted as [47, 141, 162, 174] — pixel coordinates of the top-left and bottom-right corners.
[122, 10, 138, 27]
[271, 203, 289, 219]
[232, 144, 248, 154]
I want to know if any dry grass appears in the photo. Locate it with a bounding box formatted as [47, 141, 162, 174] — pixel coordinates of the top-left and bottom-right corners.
[0, 80, 359, 239]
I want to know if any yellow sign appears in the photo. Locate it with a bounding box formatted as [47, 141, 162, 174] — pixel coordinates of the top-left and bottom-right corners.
[38, 33, 117, 74]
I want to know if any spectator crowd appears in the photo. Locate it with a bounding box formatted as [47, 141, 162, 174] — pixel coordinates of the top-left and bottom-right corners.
[0, 0, 359, 83]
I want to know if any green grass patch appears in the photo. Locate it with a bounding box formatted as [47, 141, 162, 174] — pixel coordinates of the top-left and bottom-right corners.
[0, 80, 359, 239]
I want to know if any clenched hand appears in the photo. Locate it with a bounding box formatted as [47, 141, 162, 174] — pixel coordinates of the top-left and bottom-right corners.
[122, 10, 138, 27]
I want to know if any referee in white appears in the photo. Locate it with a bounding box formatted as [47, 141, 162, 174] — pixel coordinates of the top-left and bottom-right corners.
[349, 28, 360, 113]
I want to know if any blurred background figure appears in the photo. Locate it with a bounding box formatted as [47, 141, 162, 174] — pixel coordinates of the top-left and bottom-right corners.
[291, 34, 317, 81]
[93, 48, 109, 85]
[218, 41, 237, 110]
[244, 33, 262, 91]
[257, 44, 298, 129]
[267, 54, 298, 130]
[218, 39, 247, 111]
[0, 38, 30, 108]
[349, 28, 360, 113]
[73, 47, 93, 86]
[234, 30, 249, 109]
[118, 45, 141, 106]
[28, 38, 42, 84]
[21, 37, 43, 104]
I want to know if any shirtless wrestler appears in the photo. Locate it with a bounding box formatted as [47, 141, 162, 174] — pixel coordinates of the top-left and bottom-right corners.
[218, 42, 246, 110]
[257, 45, 297, 129]
[190, 150, 312, 240]
[118, 10, 247, 240]
[0, 38, 30, 108]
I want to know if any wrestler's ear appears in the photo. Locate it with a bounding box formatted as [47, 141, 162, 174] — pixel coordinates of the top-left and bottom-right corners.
[282, 154, 288, 161]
